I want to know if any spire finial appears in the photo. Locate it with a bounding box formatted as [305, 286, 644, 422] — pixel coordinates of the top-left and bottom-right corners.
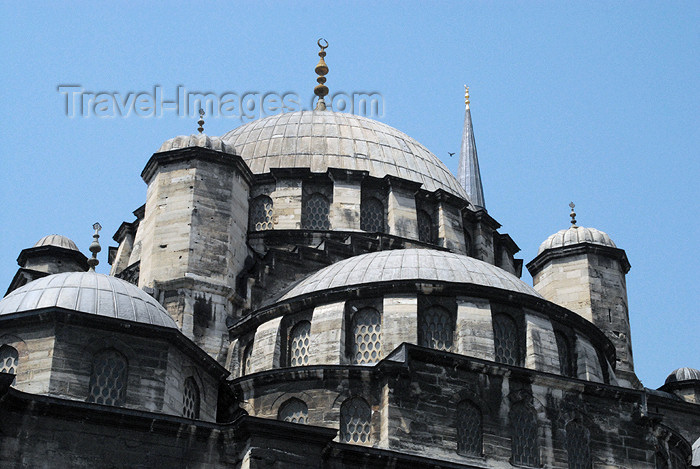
[197, 108, 205, 134]
[464, 85, 470, 109]
[569, 202, 577, 227]
[314, 38, 329, 111]
[87, 222, 102, 271]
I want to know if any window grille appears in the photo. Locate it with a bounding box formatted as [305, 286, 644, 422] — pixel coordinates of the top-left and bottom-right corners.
[556, 331, 575, 377]
[361, 197, 384, 232]
[249, 195, 274, 231]
[510, 403, 539, 467]
[566, 421, 592, 469]
[0, 345, 18, 384]
[86, 349, 128, 406]
[182, 377, 200, 419]
[289, 321, 311, 367]
[456, 400, 482, 456]
[302, 193, 330, 230]
[351, 308, 381, 365]
[418, 305, 453, 351]
[493, 314, 520, 366]
[417, 209, 434, 243]
[278, 398, 308, 424]
[241, 341, 253, 375]
[340, 397, 371, 443]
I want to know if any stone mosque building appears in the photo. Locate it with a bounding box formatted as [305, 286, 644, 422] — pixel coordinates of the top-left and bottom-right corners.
[0, 43, 698, 468]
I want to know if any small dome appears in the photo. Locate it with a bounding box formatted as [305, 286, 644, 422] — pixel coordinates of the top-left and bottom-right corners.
[0, 272, 177, 329]
[156, 134, 235, 155]
[537, 226, 617, 255]
[222, 111, 469, 200]
[665, 367, 700, 384]
[33, 234, 79, 251]
[280, 248, 541, 302]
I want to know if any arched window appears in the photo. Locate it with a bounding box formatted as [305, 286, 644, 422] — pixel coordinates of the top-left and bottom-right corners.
[566, 420, 592, 469]
[417, 209, 435, 243]
[556, 331, 575, 378]
[418, 305, 453, 351]
[182, 377, 200, 419]
[340, 397, 371, 444]
[351, 308, 381, 365]
[0, 345, 19, 384]
[289, 321, 311, 367]
[249, 195, 274, 231]
[361, 196, 384, 232]
[464, 231, 473, 257]
[670, 447, 687, 469]
[456, 400, 482, 456]
[86, 349, 128, 406]
[656, 451, 670, 469]
[241, 340, 253, 376]
[510, 403, 539, 467]
[278, 398, 308, 424]
[302, 192, 330, 230]
[493, 314, 520, 366]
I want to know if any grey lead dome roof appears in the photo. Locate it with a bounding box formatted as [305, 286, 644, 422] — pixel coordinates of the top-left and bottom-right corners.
[280, 248, 541, 301]
[156, 133, 235, 155]
[33, 234, 79, 251]
[222, 111, 469, 200]
[0, 272, 177, 329]
[538, 226, 617, 255]
[665, 367, 700, 384]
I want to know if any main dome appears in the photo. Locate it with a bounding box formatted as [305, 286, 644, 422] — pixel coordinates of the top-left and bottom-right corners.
[222, 110, 469, 199]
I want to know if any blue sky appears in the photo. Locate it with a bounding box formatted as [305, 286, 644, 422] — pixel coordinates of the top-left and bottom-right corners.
[0, 1, 697, 387]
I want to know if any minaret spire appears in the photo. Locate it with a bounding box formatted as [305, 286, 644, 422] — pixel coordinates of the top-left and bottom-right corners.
[458, 85, 486, 210]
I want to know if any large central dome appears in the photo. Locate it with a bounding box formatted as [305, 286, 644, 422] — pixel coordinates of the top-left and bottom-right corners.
[222, 110, 469, 199]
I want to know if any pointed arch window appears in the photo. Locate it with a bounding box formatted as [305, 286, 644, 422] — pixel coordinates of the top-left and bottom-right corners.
[241, 340, 254, 376]
[556, 331, 576, 378]
[0, 345, 19, 384]
[86, 349, 128, 406]
[289, 320, 311, 367]
[566, 421, 592, 469]
[340, 397, 371, 444]
[417, 209, 435, 243]
[302, 193, 330, 230]
[510, 403, 539, 467]
[493, 314, 520, 366]
[351, 308, 382, 365]
[278, 398, 308, 424]
[183, 377, 200, 419]
[249, 195, 274, 231]
[361, 196, 385, 232]
[456, 400, 482, 456]
[418, 305, 453, 351]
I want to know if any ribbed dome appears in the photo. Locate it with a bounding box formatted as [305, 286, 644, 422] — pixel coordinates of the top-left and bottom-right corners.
[33, 234, 79, 251]
[222, 111, 469, 199]
[280, 248, 541, 302]
[665, 367, 700, 384]
[0, 272, 177, 328]
[156, 133, 235, 155]
[538, 226, 617, 255]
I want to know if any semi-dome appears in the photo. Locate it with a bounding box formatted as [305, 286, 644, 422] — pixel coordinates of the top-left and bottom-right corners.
[156, 133, 235, 155]
[537, 226, 617, 255]
[665, 367, 700, 384]
[280, 248, 541, 302]
[0, 272, 177, 328]
[33, 234, 79, 251]
[222, 110, 469, 200]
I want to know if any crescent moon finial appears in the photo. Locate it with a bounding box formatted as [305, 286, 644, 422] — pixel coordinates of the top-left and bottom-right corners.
[317, 38, 328, 50]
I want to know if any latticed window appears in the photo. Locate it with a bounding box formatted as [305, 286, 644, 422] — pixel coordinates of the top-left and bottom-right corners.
[182, 377, 200, 419]
[510, 403, 539, 467]
[241, 341, 253, 375]
[456, 400, 482, 456]
[278, 398, 308, 424]
[289, 321, 311, 366]
[418, 306, 453, 351]
[340, 397, 371, 444]
[351, 308, 381, 365]
[302, 192, 330, 230]
[0, 345, 19, 384]
[493, 314, 520, 366]
[417, 209, 435, 243]
[566, 421, 591, 469]
[556, 331, 575, 377]
[249, 195, 274, 231]
[86, 349, 128, 406]
[670, 448, 687, 469]
[361, 197, 384, 232]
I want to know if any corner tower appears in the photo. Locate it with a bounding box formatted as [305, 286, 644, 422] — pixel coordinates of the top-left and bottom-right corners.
[527, 204, 639, 388]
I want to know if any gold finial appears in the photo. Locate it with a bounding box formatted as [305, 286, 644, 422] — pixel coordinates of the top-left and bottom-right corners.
[569, 202, 577, 227]
[87, 222, 102, 271]
[197, 108, 205, 134]
[314, 38, 329, 111]
[464, 85, 470, 109]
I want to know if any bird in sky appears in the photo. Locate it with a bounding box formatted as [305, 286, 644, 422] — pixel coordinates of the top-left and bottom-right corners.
[448, 152, 455, 157]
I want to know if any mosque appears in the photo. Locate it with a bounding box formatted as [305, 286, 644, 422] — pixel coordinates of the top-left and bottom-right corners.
[0, 42, 698, 468]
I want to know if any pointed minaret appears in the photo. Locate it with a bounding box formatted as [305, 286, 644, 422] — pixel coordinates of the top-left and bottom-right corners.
[458, 86, 486, 210]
